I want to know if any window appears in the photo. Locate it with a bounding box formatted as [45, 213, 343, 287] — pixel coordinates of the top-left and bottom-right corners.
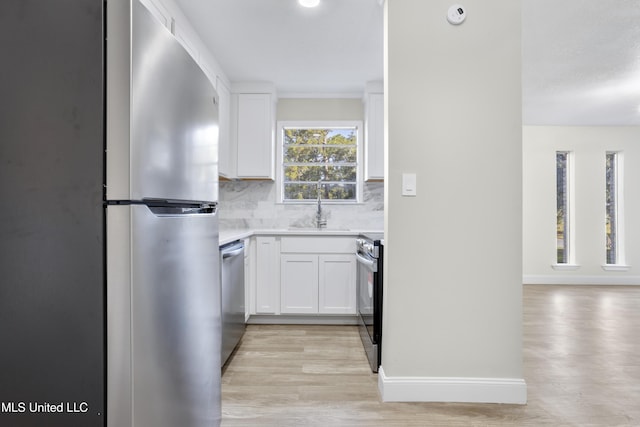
[605, 152, 618, 264]
[556, 151, 571, 264]
[605, 151, 625, 266]
[277, 121, 362, 203]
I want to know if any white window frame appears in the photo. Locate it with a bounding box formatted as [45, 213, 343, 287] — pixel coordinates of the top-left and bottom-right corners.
[552, 151, 578, 270]
[276, 120, 364, 204]
[602, 151, 629, 271]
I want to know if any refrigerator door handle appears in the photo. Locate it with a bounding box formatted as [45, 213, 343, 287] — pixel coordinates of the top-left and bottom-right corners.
[146, 203, 217, 217]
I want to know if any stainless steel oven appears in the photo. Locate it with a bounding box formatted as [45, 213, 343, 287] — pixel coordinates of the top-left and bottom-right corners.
[356, 233, 383, 372]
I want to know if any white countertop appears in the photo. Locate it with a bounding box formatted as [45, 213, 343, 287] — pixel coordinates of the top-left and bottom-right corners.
[219, 228, 382, 246]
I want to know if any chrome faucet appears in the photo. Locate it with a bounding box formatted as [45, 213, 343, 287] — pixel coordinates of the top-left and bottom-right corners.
[316, 180, 327, 229]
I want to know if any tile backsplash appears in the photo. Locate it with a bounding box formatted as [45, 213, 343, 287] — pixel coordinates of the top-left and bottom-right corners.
[219, 181, 384, 230]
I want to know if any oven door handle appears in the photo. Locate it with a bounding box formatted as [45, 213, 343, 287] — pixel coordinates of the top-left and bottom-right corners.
[356, 252, 377, 273]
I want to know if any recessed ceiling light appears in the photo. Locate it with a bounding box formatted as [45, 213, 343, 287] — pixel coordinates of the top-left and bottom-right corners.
[298, 0, 320, 8]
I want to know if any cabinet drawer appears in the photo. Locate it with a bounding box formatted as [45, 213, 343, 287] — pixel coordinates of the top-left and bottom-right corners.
[280, 237, 354, 254]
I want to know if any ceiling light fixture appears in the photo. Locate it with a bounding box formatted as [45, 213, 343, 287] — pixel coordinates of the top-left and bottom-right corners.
[298, 0, 320, 8]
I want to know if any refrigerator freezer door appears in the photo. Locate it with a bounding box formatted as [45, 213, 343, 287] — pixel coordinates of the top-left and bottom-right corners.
[107, 204, 221, 427]
[107, 0, 219, 203]
[132, 1, 218, 202]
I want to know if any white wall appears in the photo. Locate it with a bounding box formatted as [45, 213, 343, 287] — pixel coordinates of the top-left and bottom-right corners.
[277, 98, 364, 121]
[382, 0, 525, 403]
[523, 126, 640, 284]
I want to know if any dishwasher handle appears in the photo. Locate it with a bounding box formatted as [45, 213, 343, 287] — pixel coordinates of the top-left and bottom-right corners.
[222, 247, 244, 259]
[356, 252, 377, 273]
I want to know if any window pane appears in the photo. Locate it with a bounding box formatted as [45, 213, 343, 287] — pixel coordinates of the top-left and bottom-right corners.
[323, 165, 357, 181]
[606, 152, 617, 264]
[284, 146, 356, 163]
[556, 152, 569, 264]
[324, 129, 357, 145]
[323, 183, 356, 200]
[323, 146, 357, 162]
[284, 182, 357, 201]
[284, 166, 357, 182]
[284, 165, 322, 182]
[281, 124, 359, 202]
[284, 129, 324, 145]
[283, 183, 319, 200]
[284, 128, 356, 146]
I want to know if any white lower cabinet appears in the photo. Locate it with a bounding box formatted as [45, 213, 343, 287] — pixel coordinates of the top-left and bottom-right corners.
[254, 236, 279, 314]
[279, 237, 356, 315]
[280, 254, 318, 314]
[253, 235, 357, 317]
[318, 255, 356, 314]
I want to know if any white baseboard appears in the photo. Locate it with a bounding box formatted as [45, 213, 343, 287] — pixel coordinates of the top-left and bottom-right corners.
[523, 275, 640, 285]
[247, 314, 358, 325]
[378, 367, 527, 404]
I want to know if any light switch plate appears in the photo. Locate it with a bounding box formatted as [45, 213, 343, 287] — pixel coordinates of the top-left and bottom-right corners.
[402, 173, 417, 196]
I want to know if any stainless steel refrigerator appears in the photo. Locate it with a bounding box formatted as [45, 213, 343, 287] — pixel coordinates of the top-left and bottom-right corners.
[0, 1, 221, 426]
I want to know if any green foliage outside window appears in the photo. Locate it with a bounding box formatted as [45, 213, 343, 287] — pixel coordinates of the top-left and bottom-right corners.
[556, 152, 569, 264]
[605, 152, 617, 264]
[282, 127, 358, 201]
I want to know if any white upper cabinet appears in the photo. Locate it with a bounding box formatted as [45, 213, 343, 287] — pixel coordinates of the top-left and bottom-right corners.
[216, 78, 232, 178]
[231, 83, 277, 180]
[236, 93, 274, 179]
[364, 82, 384, 181]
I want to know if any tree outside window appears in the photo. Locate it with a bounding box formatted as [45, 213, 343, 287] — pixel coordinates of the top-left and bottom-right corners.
[606, 152, 618, 264]
[279, 123, 361, 203]
[556, 151, 569, 264]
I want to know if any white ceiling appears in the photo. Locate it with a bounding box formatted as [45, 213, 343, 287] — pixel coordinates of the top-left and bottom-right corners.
[176, 0, 384, 95]
[523, 0, 640, 126]
[176, 0, 640, 126]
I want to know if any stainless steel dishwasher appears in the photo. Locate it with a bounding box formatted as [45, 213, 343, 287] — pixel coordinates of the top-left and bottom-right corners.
[220, 240, 245, 366]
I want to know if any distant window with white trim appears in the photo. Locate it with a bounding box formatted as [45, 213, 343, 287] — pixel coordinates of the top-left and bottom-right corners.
[277, 121, 362, 203]
[605, 151, 625, 265]
[556, 151, 571, 264]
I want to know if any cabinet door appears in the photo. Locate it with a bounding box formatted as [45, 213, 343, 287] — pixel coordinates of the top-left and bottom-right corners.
[216, 78, 232, 178]
[318, 255, 356, 314]
[280, 254, 318, 314]
[255, 237, 278, 314]
[365, 93, 384, 181]
[236, 93, 274, 179]
[243, 238, 251, 321]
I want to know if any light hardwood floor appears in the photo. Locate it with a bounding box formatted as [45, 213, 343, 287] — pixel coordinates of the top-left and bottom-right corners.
[221, 285, 640, 426]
